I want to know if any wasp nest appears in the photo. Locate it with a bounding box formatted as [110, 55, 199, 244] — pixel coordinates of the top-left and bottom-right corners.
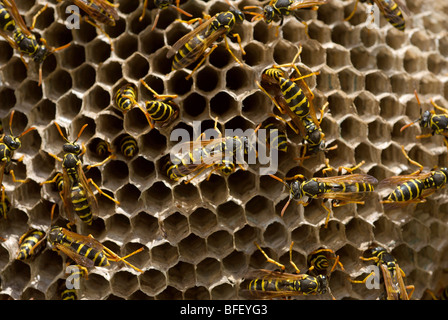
[0, 0, 447, 300]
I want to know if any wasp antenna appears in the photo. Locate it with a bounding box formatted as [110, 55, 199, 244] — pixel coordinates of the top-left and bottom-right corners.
[269, 174, 288, 187]
[414, 90, 421, 107]
[8, 110, 15, 136]
[18, 126, 36, 138]
[400, 120, 418, 132]
[54, 122, 69, 143]
[74, 124, 89, 142]
[280, 197, 292, 217]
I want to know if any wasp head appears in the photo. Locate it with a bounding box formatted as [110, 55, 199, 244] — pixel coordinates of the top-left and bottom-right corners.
[63, 142, 82, 155]
[432, 168, 448, 188]
[316, 275, 328, 294]
[232, 8, 245, 24]
[32, 44, 50, 63]
[420, 110, 432, 129]
[289, 180, 304, 200]
[263, 5, 275, 23]
[3, 135, 21, 151]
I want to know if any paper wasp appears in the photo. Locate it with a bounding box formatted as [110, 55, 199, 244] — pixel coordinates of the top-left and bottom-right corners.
[270, 160, 377, 227]
[63, 0, 119, 49]
[166, 2, 246, 80]
[16, 228, 46, 260]
[48, 225, 144, 273]
[350, 245, 414, 300]
[400, 91, 448, 151]
[120, 135, 138, 158]
[41, 122, 118, 226]
[114, 83, 138, 114]
[0, 0, 70, 85]
[257, 46, 335, 160]
[139, 0, 192, 31]
[165, 118, 258, 183]
[243, 241, 331, 299]
[244, 0, 328, 36]
[345, 0, 408, 31]
[379, 145, 448, 210]
[306, 248, 344, 276]
[0, 110, 36, 188]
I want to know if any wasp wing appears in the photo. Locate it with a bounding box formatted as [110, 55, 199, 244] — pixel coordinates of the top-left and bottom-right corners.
[73, 0, 119, 25]
[379, 263, 400, 300]
[77, 162, 99, 221]
[289, 0, 329, 10]
[53, 242, 96, 268]
[61, 167, 76, 224]
[60, 227, 105, 252]
[372, 0, 407, 27]
[166, 16, 220, 59]
[3, 0, 32, 36]
[378, 173, 432, 189]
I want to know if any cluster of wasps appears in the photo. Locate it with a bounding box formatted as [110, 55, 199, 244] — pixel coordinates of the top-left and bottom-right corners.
[0, 0, 446, 301]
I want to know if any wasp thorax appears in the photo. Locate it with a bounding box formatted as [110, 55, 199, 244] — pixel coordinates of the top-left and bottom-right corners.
[4, 135, 21, 150]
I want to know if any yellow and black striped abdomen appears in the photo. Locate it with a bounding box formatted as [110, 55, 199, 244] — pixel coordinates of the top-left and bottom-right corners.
[279, 77, 309, 119]
[70, 182, 93, 225]
[248, 278, 295, 293]
[146, 101, 175, 123]
[342, 182, 375, 193]
[379, 0, 405, 31]
[172, 33, 208, 70]
[17, 229, 46, 260]
[386, 178, 424, 202]
[265, 122, 287, 152]
[120, 135, 138, 158]
[69, 240, 109, 267]
[0, 3, 16, 32]
[114, 84, 137, 112]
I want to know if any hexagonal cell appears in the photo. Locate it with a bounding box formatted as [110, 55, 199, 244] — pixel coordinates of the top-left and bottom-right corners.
[141, 181, 172, 213]
[123, 53, 150, 81]
[228, 170, 256, 201]
[196, 257, 222, 288]
[85, 39, 111, 64]
[84, 85, 111, 113]
[340, 115, 367, 144]
[115, 34, 139, 60]
[139, 268, 167, 297]
[83, 273, 111, 300]
[244, 195, 274, 227]
[162, 211, 189, 244]
[178, 233, 207, 265]
[2, 57, 27, 87]
[151, 241, 179, 271]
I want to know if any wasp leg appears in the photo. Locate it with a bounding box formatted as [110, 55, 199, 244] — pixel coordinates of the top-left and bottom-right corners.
[86, 154, 115, 170]
[430, 99, 448, 114]
[288, 241, 301, 274]
[350, 270, 375, 284]
[9, 170, 28, 184]
[268, 112, 301, 135]
[415, 133, 434, 139]
[86, 178, 120, 205]
[320, 201, 332, 228]
[185, 44, 218, 80]
[337, 160, 366, 176]
[401, 145, 423, 175]
[140, 79, 178, 101]
[101, 245, 144, 273]
[140, 0, 149, 21]
[224, 35, 244, 67]
[344, 0, 360, 21]
[254, 241, 286, 271]
[30, 4, 48, 30]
